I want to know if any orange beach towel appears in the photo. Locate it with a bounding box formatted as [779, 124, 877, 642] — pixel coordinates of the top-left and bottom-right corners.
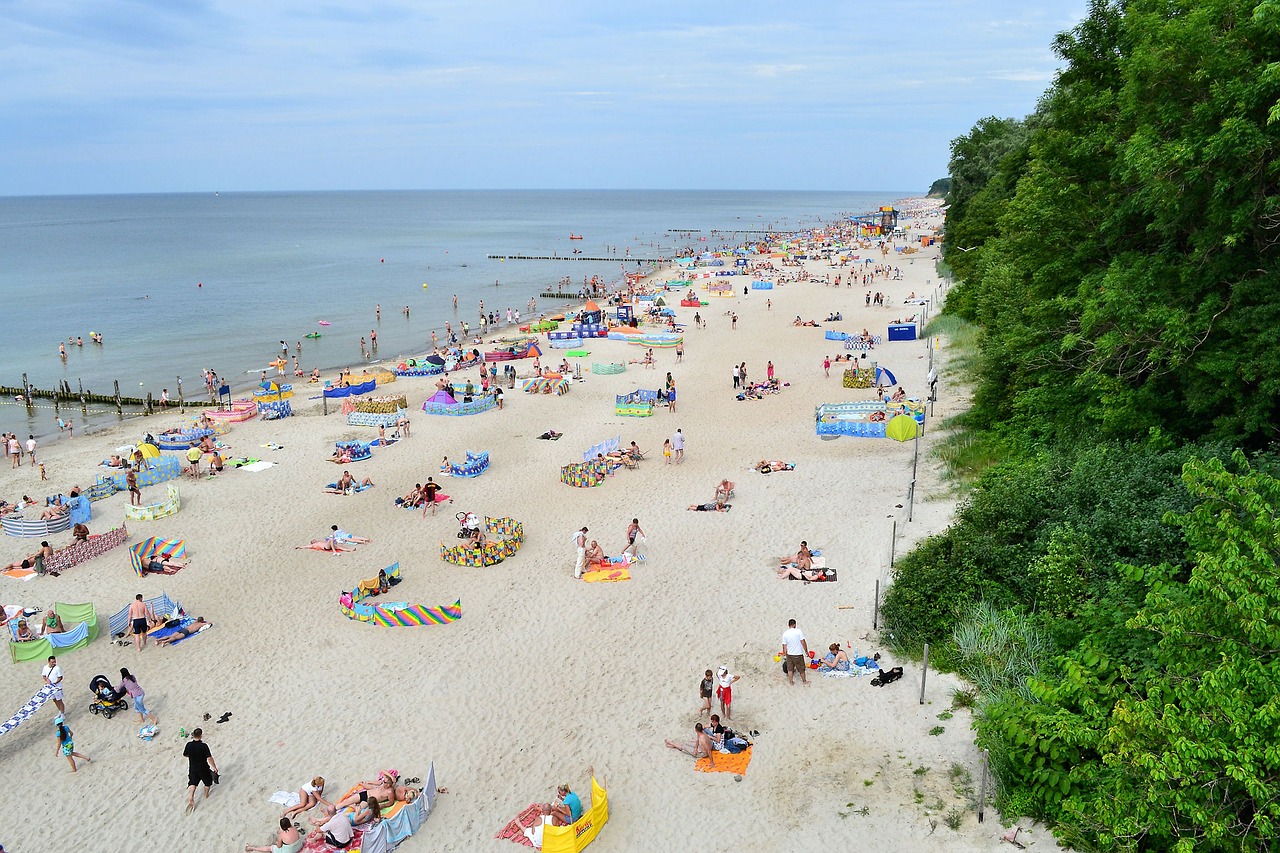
[697, 746, 752, 774]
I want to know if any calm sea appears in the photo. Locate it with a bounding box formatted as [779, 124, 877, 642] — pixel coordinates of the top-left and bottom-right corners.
[0, 190, 905, 440]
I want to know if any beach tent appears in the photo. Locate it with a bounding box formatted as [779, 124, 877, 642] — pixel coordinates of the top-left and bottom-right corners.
[885, 414, 921, 442]
[129, 537, 187, 577]
[875, 366, 898, 387]
[427, 389, 457, 406]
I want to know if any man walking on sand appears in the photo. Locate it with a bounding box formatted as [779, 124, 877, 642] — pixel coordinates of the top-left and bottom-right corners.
[672, 429, 684, 464]
[573, 527, 588, 579]
[182, 727, 218, 814]
[781, 619, 809, 685]
[42, 655, 66, 713]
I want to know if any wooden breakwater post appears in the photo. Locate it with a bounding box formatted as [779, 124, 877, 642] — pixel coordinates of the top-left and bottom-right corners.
[114, 380, 122, 415]
[145, 392, 153, 415]
[177, 376, 184, 412]
[78, 379, 86, 410]
[22, 373, 33, 410]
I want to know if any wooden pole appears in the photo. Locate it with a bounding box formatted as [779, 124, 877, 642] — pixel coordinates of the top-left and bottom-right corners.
[78, 379, 86, 410]
[177, 376, 184, 412]
[919, 643, 930, 704]
[978, 749, 990, 823]
[22, 373, 32, 409]
[114, 380, 122, 415]
[145, 392, 153, 415]
[873, 578, 880, 630]
[889, 519, 897, 567]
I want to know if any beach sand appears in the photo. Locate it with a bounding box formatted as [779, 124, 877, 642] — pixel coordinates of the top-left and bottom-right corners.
[0, 202, 1023, 852]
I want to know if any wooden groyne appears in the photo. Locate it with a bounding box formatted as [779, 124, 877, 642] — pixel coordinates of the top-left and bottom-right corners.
[488, 254, 664, 263]
[537, 292, 590, 300]
[5, 374, 215, 416]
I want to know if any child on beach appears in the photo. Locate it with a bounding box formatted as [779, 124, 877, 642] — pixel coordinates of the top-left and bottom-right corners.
[699, 669, 713, 717]
[54, 717, 91, 772]
[663, 439, 673, 464]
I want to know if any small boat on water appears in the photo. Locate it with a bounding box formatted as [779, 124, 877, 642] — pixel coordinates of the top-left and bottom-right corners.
[569, 234, 583, 240]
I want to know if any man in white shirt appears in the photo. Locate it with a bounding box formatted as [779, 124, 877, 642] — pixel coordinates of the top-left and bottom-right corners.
[671, 429, 684, 465]
[573, 527, 588, 579]
[781, 619, 809, 685]
[42, 655, 66, 713]
[25, 435, 36, 466]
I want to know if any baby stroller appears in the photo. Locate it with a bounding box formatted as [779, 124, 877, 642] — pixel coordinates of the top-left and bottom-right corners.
[456, 511, 480, 540]
[88, 675, 128, 719]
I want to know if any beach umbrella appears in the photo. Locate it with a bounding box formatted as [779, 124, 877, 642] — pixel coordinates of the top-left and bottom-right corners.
[424, 355, 445, 366]
[137, 442, 161, 459]
[885, 414, 920, 442]
[875, 366, 897, 387]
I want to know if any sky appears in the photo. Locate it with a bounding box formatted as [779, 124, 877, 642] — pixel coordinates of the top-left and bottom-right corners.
[0, 1, 1089, 195]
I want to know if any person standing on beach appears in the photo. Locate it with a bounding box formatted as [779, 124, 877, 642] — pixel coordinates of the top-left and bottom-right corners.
[621, 518, 645, 557]
[183, 727, 218, 813]
[117, 668, 158, 726]
[128, 595, 150, 651]
[672, 429, 684, 464]
[574, 527, 588, 579]
[823, 356, 831, 378]
[421, 478, 441, 518]
[42, 655, 66, 714]
[26, 435, 36, 466]
[663, 438, 673, 464]
[675, 341, 683, 362]
[699, 670, 714, 717]
[767, 361, 775, 382]
[693, 312, 701, 329]
[715, 666, 741, 719]
[732, 364, 740, 389]
[731, 313, 738, 330]
[781, 619, 809, 686]
[126, 468, 142, 506]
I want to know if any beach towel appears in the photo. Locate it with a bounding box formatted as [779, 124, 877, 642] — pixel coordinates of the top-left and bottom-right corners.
[0, 685, 55, 738]
[582, 567, 631, 583]
[495, 803, 542, 847]
[326, 483, 373, 493]
[227, 457, 260, 468]
[242, 461, 275, 472]
[697, 745, 752, 774]
[1, 568, 37, 581]
[270, 791, 302, 808]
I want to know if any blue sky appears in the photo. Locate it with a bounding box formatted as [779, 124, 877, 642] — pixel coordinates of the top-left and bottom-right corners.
[1, 1, 1088, 195]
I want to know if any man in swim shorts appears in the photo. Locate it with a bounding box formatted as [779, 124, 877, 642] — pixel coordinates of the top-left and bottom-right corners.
[128, 594, 150, 651]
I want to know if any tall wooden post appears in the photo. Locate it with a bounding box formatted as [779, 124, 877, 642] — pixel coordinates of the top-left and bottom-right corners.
[114, 380, 123, 415]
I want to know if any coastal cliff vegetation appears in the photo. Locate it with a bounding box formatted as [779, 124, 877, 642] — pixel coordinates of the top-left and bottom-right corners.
[884, 1, 1280, 848]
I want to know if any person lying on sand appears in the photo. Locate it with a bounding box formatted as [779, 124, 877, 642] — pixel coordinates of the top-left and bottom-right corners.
[537, 429, 563, 440]
[756, 460, 794, 473]
[688, 502, 730, 512]
[329, 525, 370, 544]
[154, 617, 211, 646]
[145, 556, 188, 573]
[325, 783, 418, 813]
[295, 540, 354, 553]
[777, 565, 833, 582]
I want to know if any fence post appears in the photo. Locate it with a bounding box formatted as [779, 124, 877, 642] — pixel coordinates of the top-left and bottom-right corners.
[889, 519, 897, 567]
[919, 643, 930, 704]
[872, 579, 880, 630]
[978, 749, 990, 823]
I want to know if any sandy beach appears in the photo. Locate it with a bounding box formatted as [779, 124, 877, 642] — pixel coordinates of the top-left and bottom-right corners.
[0, 200, 1021, 852]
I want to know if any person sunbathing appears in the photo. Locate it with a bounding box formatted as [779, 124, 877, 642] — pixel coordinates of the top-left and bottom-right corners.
[106, 454, 126, 468]
[399, 485, 423, 507]
[295, 539, 354, 553]
[13, 620, 36, 642]
[714, 480, 735, 503]
[145, 556, 188, 573]
[329, 525, 370, 544]
[154, 617, 211, 646]
[778, 565, 831, 581]
[331, 472, 373, 494]
[890, 386, 906, 402]
[584, 540, 607, 564]
[4, 551, 42, 571]
[330, 449, 353, 464]
[327, 783, 417, 813]
[779, 541, 813, 570]
[688, 501, 729, 512]
[39, 504, 69, 520]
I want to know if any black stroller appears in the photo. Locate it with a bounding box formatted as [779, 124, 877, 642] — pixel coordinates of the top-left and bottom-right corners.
[88, 675, 129, 719]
